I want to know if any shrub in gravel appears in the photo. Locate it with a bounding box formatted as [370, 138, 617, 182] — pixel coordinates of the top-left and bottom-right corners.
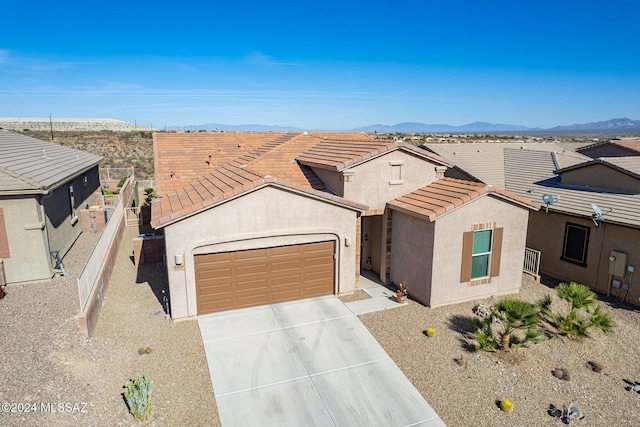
[471, 298, 546, 352]
[124, 372, 154, 422]
[537, 282, 616, 339]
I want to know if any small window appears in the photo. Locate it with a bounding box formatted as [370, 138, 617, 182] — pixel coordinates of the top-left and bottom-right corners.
[460, 226, 503, 283]
[562, 223, 590, 266]
[471, 229, 492, 279]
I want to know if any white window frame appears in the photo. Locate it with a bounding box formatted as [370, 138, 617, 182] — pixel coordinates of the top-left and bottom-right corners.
[471, 229, 493, 280]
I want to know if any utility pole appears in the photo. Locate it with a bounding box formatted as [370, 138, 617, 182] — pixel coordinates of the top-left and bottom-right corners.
[49, 114, 54, 141]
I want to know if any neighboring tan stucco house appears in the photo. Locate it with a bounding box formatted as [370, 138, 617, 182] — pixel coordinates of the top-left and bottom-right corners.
[151, 132, 536, 319]
[0, 130, 102, 284]
[423, 141, 640, 308]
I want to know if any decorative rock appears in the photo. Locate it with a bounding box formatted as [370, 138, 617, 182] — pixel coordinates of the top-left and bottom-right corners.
[500, 399, 513, 413]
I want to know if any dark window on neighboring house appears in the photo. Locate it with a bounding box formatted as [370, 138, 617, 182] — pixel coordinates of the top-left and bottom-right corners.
[561, 223, 590, 266]
[460, 226, 503, 283]
[0, 208, 10, 258]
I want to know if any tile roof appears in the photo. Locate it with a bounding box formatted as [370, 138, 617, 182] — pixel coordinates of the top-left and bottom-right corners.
[297, 140, 451, 172]
[150, 132, 384, 228]
[577, 138, 640, 155]
[0, 130, 103, 195]
[504, 149, 640, 229]
[153, 132, 285, 195]
[387, 177, 537, 222]
[150, 164, 367, 228]
[554, 156, 640, 179]
[421, 142, 590, 187]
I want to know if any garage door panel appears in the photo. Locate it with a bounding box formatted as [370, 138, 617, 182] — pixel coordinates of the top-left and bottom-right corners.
[196, 241, 335, 315]
[199, 297, 234, 313]
[234, 248, 268, 261]
[235, 278, 269, 292]
[198, 283, 233, 294]
[271, 289, 303, 302]
[272, 273, 303, 283]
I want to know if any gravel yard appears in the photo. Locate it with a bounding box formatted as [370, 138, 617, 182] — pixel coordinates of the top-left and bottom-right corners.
[0, 227, 217, 426]
[2, 226, 639, 427]
[355, 275, 640, 427]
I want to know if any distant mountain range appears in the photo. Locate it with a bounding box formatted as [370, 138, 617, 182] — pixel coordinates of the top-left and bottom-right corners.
[171, 118, 640, 133]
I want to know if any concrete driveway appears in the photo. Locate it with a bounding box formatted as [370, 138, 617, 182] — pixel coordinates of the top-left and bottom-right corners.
[198, 296, 445, 426]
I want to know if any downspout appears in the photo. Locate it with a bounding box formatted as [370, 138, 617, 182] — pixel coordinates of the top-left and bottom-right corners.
[594, 222, 607, 292]
[37, 190, 54, 273]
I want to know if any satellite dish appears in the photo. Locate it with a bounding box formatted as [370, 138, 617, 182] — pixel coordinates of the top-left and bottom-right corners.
[541, 194, 560, 213]
[590, 203, 613, 228]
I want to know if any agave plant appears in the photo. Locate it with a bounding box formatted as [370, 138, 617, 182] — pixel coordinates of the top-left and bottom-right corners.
[471, 298, 545, 352]
[537, 282, 615, 339]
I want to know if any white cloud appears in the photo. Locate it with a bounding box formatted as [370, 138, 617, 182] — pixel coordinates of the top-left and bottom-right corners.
[244, 51, 300, 66]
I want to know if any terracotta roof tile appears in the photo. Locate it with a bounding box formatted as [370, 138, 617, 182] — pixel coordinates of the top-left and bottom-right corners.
[297, 140, 451, 171]
[387, 177, 537, 221]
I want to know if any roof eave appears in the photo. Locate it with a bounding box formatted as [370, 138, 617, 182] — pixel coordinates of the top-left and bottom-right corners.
[151, 181, 367, 229]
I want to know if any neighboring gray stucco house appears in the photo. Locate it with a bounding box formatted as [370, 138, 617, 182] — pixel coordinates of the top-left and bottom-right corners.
[151, 132, 536, 320]
[0, 130, 102, 284]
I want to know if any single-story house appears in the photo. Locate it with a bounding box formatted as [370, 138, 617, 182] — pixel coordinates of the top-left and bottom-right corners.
[151, 132, 537, 319]
[0, 130, 103, 284]
[422, 141, 640, 307]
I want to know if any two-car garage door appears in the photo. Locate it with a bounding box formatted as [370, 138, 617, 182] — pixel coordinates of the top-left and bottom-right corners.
[195, 241, 335, 315]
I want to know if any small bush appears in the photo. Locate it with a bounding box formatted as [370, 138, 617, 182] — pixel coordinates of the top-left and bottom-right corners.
[124, 372, 153, 422]
[537, 282, 615, 339]
[117, 176, 128, 187]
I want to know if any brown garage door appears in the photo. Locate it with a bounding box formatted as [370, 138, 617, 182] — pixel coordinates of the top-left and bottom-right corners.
[195, 241, 335, 314]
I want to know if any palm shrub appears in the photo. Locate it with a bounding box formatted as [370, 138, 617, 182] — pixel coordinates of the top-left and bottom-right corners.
[471, 298, 546, 352]
[537, 282, 615, 339]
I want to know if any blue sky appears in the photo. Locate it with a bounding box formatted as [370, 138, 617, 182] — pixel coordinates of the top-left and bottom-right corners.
[1, 1, 638, 130]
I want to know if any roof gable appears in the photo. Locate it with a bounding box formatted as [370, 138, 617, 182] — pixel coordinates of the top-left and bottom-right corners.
[297, 140, 451, 172]
[151, 164, 367, 228]
[503, 149, 640, 229]
[0, 130, 103, 194]
[554, 157, 640, 180]
[577, 138, 640, 156]
[387, 177, 537, 222]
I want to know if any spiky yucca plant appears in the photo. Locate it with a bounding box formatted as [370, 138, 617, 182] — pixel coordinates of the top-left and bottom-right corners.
[471, 298, 545, 352]
[537, 282, 615, 339]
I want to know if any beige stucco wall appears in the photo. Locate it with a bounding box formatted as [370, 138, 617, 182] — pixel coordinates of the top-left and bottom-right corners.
[560, 164, 640, 193]
[0, 196, 51, 283]
[342, 151, 440, 211]
[430, 196, 529, 307]
[390, 195, 530, 308]
[527, 211, 640, 306]
[389, 211, 434, 303]
[162, 185, 359, 320]
[312, 168, 344, 197]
